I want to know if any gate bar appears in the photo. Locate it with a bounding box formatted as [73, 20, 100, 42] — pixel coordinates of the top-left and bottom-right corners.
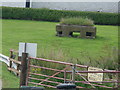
[29, 57, 88, 68]
[28, 82, 56, 88]
[28, 77, 60, 84]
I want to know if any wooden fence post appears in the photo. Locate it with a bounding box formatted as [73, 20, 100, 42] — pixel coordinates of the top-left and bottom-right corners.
[64, 70, 66, 83]
[9, 50, 13, 72]
[17, 56, 21, 76]
[20, 53, 28, 86]
[72, 64, 76, 83]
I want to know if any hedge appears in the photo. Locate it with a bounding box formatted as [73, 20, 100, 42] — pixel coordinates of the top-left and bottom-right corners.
[2, 6, 118, 25]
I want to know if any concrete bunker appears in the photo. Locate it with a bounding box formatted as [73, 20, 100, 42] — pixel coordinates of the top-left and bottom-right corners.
[56, 24, 96, 39]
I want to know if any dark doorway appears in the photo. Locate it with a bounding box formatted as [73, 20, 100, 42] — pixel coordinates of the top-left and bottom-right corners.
[26, 0, 30, 8]
[58, 31, 62, 35]
[86, 32, 92, 36]
[57, 31, 62, 37]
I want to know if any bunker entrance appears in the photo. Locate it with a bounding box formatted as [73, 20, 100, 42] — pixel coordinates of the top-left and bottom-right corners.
[57, 31, 62, 37]
[58, 31, 62, 34]
[86, 32, 92, 36]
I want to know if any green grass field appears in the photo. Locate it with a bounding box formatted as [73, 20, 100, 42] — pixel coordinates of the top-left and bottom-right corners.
[2, 19, 118, 67]
[1, 62, 19, 88]
[1, 19, 118, 88]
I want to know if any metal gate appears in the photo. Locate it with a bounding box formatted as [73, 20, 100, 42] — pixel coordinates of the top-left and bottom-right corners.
[9, 50, 120, 89]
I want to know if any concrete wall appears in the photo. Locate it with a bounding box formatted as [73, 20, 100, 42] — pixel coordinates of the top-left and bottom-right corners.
[31, 2, 118, 13]
[1, 0, 26, 7]
[32, 0, 119, 2]
[1, 0, 119, 13]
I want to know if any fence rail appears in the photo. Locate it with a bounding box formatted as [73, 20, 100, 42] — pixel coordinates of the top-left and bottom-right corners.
[9, 49, 21, 76]
[28, 56, 120, 88]
[3, 49, 120, 89]
[29, 57, 88, 68]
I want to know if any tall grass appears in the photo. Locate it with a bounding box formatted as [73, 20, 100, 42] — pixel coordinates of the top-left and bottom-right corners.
[1, 62, 19, 88]
[31, 45, 118, 88]
[36, 45, 118, 70]
[60, 17, 94, 26]
[79, 45, 118, 70]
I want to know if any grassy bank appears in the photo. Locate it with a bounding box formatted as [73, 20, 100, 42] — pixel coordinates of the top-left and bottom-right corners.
[1, 62, 19, 88]
[2, 19, 118, 69]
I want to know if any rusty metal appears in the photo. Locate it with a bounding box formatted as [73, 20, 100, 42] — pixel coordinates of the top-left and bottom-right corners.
[29, 57, 88, 68]
[76, 86, 84, 88]
[75, 81, 120, 83]
[75, 81, 113, 88]
[64, 70, 66, 83]
[28, 57, 120, 88]
[28, 77, 60, 84]
[71, 64, 76, 83]
[76, 69, 96, 88]
[30, 65, 65, 72]
[29, 72, 71, 81]
[9, 49, 120, 88]
[39, 66, 70, 85]
[67, 71, 120, 73]
[28, 82, 56, 88]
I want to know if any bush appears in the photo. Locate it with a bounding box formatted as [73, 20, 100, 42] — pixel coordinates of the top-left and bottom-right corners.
[2, 6, 118, 25]
[60, 17, 94, 26]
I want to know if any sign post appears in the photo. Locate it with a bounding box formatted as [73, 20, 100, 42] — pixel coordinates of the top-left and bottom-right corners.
[20, 53, 28, 86]
[88, 67, 103, 82]
[19, 42, 37, 86]
[19, 42, 37, 58]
